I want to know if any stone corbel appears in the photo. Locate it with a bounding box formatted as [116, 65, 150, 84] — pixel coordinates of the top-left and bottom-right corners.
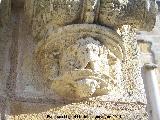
[24, 0, 157, 102]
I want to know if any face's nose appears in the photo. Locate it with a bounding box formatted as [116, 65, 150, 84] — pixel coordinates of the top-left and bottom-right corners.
[85, 62, 92, 69]
[84, 61, 100, 73]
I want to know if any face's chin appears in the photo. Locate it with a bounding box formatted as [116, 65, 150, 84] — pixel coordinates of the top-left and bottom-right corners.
[51, 69, 112, 101]
[51, 78, 100, 101]
[74, 79, 100, 98]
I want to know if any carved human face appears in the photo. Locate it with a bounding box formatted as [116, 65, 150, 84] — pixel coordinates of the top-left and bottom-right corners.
[60, 37, 109, 75]
[51, 37, 113, 100]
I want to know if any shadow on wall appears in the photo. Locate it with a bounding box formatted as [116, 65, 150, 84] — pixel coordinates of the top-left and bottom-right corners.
[156, 0, 160, 11]
[9, 101, 70, 116]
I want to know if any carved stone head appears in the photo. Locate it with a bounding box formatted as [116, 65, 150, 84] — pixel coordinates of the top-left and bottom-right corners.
[35, 25, 124, 101]
[52, 37, 111, 100]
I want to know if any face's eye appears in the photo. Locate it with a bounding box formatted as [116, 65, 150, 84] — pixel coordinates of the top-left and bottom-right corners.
[85, 48, 89, 53]
[75, 51, 78, 55]
[84, 62, 92, 69]
[93, 49, 96, 52]
[82, 51, 85, 54]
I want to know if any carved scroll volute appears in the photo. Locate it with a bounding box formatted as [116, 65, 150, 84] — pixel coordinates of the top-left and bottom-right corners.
[25, 0, 83, 40]
[24, 0, 157, 41]
[98, 0, 157, 31]
[35, 25, 124, 101]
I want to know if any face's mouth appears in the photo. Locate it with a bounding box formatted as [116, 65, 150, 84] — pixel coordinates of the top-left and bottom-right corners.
[50, 69, 115, 100]
[52, 69, 112, 83]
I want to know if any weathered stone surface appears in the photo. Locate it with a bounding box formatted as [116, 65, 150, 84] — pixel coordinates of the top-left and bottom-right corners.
[25, 0, 157, 41]
[0, 0, 158, 119]
[0, 0, 11, 27]
[117, 25, 147, 103]
[0, 97, 7, 120]
[138, 40, 154, 65]
[25, 0, 83, 40]
[0, 24, 11, 97]
[8, 101, 148, 120]
[98, 0, 157, 31]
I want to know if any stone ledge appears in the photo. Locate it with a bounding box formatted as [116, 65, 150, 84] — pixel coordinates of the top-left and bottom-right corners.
[7, 101, 148, 120]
